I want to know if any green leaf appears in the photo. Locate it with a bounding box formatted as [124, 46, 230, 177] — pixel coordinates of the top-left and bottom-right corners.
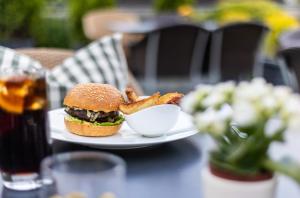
[210, 152, 260, 176]
[263, 158, 300, 184]
[93, 116, 125, 126]
[65, 115, 124, 126]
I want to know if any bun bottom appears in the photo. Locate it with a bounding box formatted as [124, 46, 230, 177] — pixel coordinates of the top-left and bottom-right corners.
[64, 117, 122, 137]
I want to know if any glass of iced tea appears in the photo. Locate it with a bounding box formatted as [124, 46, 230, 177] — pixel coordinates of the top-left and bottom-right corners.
[0, 66, 52, 190]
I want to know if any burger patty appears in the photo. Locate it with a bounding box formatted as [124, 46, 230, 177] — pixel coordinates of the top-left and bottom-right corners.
[65, 107, 119, 123]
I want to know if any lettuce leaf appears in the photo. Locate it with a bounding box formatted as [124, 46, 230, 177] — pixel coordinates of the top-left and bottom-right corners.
[65, 115, 124, 126]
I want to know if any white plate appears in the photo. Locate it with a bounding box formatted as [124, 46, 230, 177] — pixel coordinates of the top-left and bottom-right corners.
[49, 108, 198, 149]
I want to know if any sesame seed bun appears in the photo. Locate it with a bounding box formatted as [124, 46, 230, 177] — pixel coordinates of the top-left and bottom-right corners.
[64, 117, 121, 137]
[63, 83, 125, 112]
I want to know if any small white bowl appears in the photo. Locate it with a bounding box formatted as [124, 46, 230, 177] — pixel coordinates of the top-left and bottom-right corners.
[124, 104, 180, 137]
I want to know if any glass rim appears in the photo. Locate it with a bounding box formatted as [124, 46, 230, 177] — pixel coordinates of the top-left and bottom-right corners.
[0, 66, 46, 78]
[41, 151, 126, 175]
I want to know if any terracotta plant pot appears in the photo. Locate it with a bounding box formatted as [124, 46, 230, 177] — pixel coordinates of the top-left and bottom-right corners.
[201, 166, 277, 198]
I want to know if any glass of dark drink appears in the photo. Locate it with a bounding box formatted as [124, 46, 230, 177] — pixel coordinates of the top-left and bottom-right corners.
[0, 66, 52, 190]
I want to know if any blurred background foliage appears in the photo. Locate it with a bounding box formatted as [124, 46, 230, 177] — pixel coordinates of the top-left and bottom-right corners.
[32, 17, 71, 48]
[68, 0, 116, 46]
[0, 0, 44, 40]
[32, 0, 71, 48]
[0, 0, 299, 53]
[154, 0, 195, 12]
[189, 0, 300, 56]
[0, 0, 116, 48]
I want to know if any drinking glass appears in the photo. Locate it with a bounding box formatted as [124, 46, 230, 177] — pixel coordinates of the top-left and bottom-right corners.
[41, 151, 126, 198]
[0, 66, 52, 190]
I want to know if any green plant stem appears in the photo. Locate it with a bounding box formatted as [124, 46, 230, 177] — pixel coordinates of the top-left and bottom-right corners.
[226, 135, 258, 163]
[226, 125, 277, 164]
[263, 158, 300, 184]
[210, 155, 259, 176]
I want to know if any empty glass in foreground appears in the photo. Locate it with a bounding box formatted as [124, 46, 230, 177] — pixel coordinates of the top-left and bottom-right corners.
[0, 66, 52, 190]
[41, 151, 126, 198]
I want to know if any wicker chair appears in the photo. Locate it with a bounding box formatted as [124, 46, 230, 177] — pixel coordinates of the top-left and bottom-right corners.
[16, 48, 143, 95]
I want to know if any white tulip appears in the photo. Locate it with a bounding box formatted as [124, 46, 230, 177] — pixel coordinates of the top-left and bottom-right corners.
[218, 104, 233, 121]
[235, 78, 271, 102]
[252, 78, 267, 86]
[281, 94, 300, 118]
[260, 95, 278, 116]
[180, 91, 198, 114]
[287, 116, 300, 132]
[265, 118, 285, 137]
[202, 92, 226, 108]
[234, 87, 257, 102]
[273, 86, 292, 103]
[216, 81, 235, 94]
[232, 101, 260, 127]
[211, 120, 227, 137]
[194, 110, 215, 132]
[195, 84, 213, 94]
[235, 82, 252, 99]
[283, 94, 300, 132]
[194, 108, 228, 136]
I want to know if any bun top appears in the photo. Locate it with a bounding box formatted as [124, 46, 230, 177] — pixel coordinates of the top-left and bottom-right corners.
[64, 83, 124, 112]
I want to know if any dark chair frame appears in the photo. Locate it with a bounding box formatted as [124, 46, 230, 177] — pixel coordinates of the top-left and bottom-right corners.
[277, 47, 300, 91]
[208, 22, 269, 82]
[139, 22, 210, 92]
[279, 29, 300, 50]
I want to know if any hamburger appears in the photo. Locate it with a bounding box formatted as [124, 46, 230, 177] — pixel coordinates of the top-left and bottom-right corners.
[63, 83, 125, 137]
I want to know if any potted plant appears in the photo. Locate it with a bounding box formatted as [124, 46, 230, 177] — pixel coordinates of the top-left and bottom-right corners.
[181, 78, 300, 198]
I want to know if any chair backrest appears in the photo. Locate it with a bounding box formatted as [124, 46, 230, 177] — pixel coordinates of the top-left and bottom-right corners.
[279, 29, 300, 50]
[83, 9, 140, 40]
[16, 48, 144, 94]
[155, 24, 209, 77]
[278, 47, 300, 91]
[129, 23, 210, 79]
[209, 22, 268, 82]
